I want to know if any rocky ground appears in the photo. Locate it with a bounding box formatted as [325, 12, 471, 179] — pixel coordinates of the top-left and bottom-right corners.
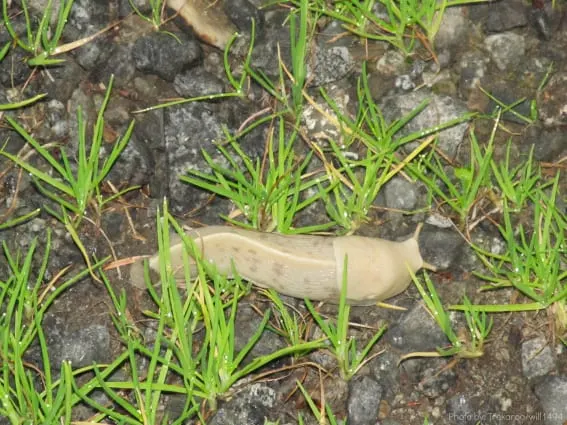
[1, 0, 567, 424]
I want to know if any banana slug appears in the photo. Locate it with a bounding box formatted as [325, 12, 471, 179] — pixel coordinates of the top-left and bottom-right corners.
[130, 226, 426, 305]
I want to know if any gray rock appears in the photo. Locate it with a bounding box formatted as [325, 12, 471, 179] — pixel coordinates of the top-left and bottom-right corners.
[48, 324, 111, 368]
[234, 304, 286, 362]
[419, 227, 465, 270]
[74, 37, 114, 71]
[68, 0, 107, 31]
[537, 72, 567, 127]
[524, 126, 567, 162]
[471, 227, 507, 256]
[118, 0, 150, 18]
[65, 0, 112, 69]
[308, 327, 339, 371]
[347, 375, 383, 425]
[394, 74, 415, 91]
[129, 108, 168, 199]
[223, 0, 263, 33]
[308, 44, 353, 86]
[372, 2, 390, 23]
[531, 8, 553, 41]
[484, 32, 525, 72]
[319, 20, 357, 48]
[368, 350, 400, 400]
[42, 58, 87, 101]
[132, 32, 201, 82]
[379, 90, 469, 158]
[248, 21, 291, 77]
[383, 177, 419, 211]
[445, 394, 500, 425]
[100, 211, 126, 239]
[444, 370, 543, 425]
[388, 304, 450, 352]
[485, 0, 528, 32]
[410, 59, 426, 81]
[161, 101, 227, 212]
[521, 337, 556, 380]
[209, 383, 277, 425]
[67, 86, 97, 157]
[174, 66, 225, 98]
[104, 132, 153, 188]
[46, 99, 69, 139]
[203, 51, 228, 82]
[416, 361, 456, 398]
[5, 47, 29, 87]
[26, 0, 68, 26]
[90, 44, 137, 86]
[458, 50, 488, 99]
[375, 50, 406, 76]
[533, 376, 567, 425]
[433, 7, 470, 65]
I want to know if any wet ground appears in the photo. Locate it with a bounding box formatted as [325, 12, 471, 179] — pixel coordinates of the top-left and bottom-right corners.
[1, 0, 567, 424]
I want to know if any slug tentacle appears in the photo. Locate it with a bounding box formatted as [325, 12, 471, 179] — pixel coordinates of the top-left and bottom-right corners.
[130, 225, 425, 305]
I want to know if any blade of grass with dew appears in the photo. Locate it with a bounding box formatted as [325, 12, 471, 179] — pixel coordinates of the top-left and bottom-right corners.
[0, 40, 9, 60]
[289, 0, 310, 113]
[0, 209, 41, 230]
[296, 380, 341, 425]
[0, 93, 47, 110]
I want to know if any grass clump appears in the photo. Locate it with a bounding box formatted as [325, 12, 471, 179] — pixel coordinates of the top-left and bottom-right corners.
[491, 142, 540, 212]
[181, 116, 332, 234]
[455, 174, 567, 332]
[407, 119, 496, 231]
[129, 0, 168, 31]
[402, 271, 493, 361]
[2, 0, 74, 66]
[180, 4, 336, 234]
[276, 0, 489, 55]
[0, 76, 136, 226]
[0, 232, 108, 423]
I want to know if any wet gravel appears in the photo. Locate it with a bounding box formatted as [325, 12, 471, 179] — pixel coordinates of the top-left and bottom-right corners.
[1, 0, 567, 424]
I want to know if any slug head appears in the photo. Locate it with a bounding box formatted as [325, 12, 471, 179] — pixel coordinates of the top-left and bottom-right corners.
[333, 235, 424, 304]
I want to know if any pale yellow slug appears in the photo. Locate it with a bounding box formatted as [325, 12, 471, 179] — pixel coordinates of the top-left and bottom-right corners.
[129, 226, 425, 305]
[166, 0, 237, 50]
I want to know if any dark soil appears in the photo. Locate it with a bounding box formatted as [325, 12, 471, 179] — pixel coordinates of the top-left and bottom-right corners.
[1, 0, 566, 424]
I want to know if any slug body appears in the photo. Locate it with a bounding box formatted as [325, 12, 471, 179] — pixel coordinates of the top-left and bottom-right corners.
[166, 0, 237, 49]
[130, 226, 424, 305]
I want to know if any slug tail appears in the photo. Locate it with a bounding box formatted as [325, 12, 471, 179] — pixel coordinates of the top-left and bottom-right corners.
[422, 261, 437, 272]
